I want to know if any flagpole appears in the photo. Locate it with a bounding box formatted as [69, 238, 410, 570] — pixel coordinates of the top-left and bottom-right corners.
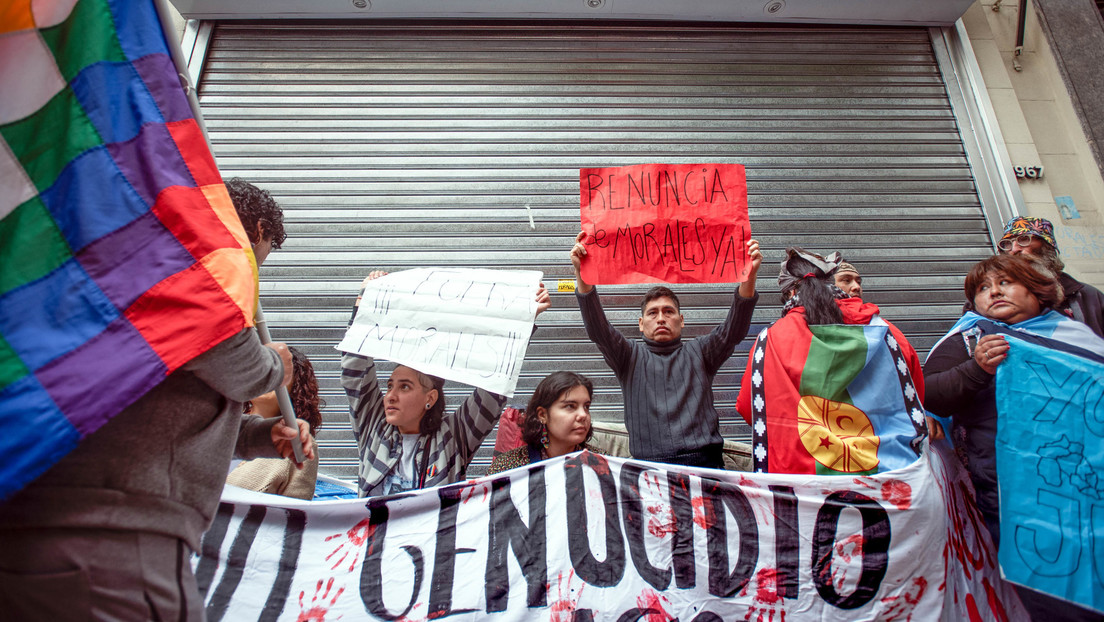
[151, 0, 211, 142]
[152, 0, 305, 464]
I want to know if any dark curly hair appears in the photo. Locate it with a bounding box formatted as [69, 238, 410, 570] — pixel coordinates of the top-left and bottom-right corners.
[242, 346, 325, 435]
[225, 177, 286, 248]
[288, 346, 324, 435]
[964, 254, 1063, 315]
[520, 372, 594, 447]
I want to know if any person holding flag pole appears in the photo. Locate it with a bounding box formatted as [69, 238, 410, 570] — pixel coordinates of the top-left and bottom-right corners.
[147, 0, 306, 464]
[0, 0, 312, 619]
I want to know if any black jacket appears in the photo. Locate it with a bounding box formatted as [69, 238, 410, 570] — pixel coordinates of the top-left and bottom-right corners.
[922, 334, 1002, 543]
[1059, 272, 1104, 338]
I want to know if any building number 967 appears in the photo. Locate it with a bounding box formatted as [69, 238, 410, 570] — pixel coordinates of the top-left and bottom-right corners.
[1014, 165, 1044, 179]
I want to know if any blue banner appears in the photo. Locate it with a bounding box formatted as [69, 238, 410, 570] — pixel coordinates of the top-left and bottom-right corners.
[995, 335, 1104, 614]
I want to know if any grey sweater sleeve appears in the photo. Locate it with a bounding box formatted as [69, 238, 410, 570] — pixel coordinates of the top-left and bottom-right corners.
[236, 414, 283, 460]
[577, 287, 633, 376]
[698, 290, 758, 374]
[185, 327, 284, 403]
[449, 388, 508, 466]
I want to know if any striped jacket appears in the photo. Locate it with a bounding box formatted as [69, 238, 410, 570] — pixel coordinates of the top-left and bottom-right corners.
[342, 353, 507, 497]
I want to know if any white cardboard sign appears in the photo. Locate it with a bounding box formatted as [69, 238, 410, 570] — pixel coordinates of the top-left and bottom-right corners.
[336, 268, 542, 397]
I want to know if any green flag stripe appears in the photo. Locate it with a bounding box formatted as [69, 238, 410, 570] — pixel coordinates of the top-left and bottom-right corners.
[800, 324, 870, 404]
[0, 87, 102, 192]
[0, 198, 73, 295]
[0, 333, 29, 392]
[39, 0, 127, 82]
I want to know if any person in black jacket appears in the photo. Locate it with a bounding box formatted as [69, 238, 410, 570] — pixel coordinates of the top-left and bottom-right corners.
[997, 216, 1104, 337]
[924, 254, 1104, 622]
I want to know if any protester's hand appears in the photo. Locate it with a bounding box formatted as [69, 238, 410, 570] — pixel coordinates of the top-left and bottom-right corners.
[738, 239, 763, 298]
[271, 418, 315, 467]
[570, 231, 594, 294]
[355, 271, 388, 308]
[535, 282, 551, 316]
[925, 416, 945, 441]
[265, 342, 293, 386]
[974, 334, 1009, 375]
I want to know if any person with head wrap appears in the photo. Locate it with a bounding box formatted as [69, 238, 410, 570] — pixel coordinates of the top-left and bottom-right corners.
[833, 261, 863, 299]
[735, 248, 935, 475]
[996, 216, 1104, 337]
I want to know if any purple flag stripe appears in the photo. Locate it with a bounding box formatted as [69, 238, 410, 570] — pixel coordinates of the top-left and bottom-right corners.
[132, 53, 193, 123]
[106, 121, 196, 207]
[77, 210, 196, 310]
[38, 315, 167, 435]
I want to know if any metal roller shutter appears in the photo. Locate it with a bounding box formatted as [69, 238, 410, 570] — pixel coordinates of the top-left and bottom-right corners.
[196, 20, 991, 479]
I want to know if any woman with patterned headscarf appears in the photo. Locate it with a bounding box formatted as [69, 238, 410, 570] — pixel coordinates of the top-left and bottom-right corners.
[997, 216, 1104, 338]
[735, 248, 932, 475]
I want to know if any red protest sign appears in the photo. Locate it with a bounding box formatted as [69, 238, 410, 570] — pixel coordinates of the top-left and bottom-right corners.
[579, 163, 751, 285]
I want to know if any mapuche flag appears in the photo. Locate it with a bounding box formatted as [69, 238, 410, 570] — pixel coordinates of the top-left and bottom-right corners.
[0, 0, 257, 500]
[737, 301, 928, 475]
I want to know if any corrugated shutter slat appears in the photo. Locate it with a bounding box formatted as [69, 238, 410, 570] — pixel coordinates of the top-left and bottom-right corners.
[198, 21, 988, 479]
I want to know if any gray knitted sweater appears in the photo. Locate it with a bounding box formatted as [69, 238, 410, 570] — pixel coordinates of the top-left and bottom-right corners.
[577, 288, 757, 461]
[0, 328, 285, 550]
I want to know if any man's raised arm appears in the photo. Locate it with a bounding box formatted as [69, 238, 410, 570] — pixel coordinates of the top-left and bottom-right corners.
[571, 230, 594, 295]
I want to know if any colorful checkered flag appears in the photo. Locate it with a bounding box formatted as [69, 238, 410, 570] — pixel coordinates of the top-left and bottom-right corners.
[0, 0, 259, 500]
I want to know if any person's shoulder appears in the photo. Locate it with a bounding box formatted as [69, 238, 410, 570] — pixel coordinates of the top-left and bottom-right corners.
[487, 445, 530, 474]
[1074, 278, 1104, 297]
[763, 309, 804, 333]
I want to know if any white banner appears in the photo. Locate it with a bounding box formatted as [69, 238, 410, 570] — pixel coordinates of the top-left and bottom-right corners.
[197, 444, 1025, 621]
[336, 268, 542, 397]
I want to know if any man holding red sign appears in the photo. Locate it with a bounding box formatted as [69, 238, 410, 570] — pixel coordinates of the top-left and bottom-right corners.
[571, 163, 761, 468]
[571, 232, 760, 468]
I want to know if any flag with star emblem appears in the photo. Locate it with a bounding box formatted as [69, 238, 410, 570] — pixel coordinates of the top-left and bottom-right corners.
[0, 0, 257, 500]
[736, 309, 927, 475]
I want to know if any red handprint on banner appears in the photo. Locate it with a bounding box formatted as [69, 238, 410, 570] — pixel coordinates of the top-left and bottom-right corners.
[325, 517, 373, 573]
[297, 577, 345, 622]
[741, 567, 788, 622]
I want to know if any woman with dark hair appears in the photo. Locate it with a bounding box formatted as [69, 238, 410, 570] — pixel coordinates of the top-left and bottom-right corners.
[735, 248, 930, 475]
[924, 253, 1104, 621]
[927, 254, 1065, 544]
[227, 346, 324, 500]
[486, 372, 595, 474]
[344, 271, 551, 497]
